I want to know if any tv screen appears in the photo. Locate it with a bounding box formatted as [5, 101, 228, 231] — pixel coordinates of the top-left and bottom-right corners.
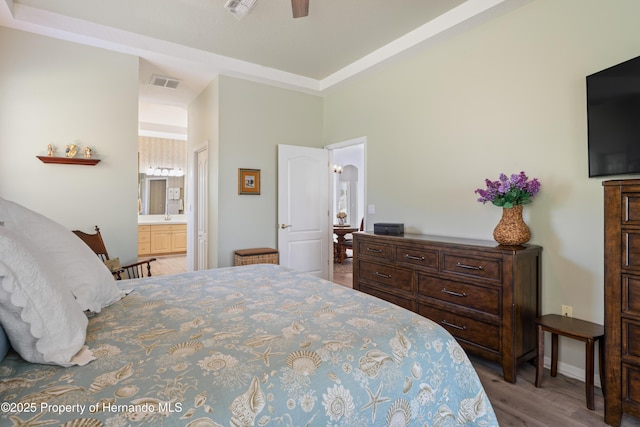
[587, 54, 640, 177]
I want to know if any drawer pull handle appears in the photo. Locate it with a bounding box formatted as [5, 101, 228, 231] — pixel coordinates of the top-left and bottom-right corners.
[404, 254, 425, 261]
[456, 262, 483, 271]
[441, 320, 466, 330]
[441, 288, 467, 297]
[374, 272, 391, 279]
[366, 247, 383, 253]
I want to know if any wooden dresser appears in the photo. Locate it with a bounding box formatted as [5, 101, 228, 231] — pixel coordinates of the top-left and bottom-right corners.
[604, 179, 640, 426]
[353, 232, 542, 383]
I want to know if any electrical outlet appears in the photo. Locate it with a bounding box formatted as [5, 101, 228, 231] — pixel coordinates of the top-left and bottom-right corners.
[561, 305, 573, 317]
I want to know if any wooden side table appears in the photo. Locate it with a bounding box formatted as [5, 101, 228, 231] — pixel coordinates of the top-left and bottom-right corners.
[535, 314, 605, 410]
[333, 226, 357, 264]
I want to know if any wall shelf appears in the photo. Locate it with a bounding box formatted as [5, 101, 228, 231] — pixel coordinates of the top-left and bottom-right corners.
[36, 156, 100, 166]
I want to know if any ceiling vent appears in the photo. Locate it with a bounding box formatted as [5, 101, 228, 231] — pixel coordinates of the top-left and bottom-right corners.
[149, 75, 180, 89]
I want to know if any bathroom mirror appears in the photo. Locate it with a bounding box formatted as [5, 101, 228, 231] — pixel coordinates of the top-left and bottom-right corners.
[139, 174, 185, 215]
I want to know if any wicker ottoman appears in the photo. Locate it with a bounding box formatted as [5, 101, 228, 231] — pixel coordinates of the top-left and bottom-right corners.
[234, 248, 279, 266]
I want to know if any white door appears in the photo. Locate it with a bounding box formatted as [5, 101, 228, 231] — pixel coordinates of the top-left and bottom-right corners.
[196, 147, 208, 270]
[278, 144, 330, 278]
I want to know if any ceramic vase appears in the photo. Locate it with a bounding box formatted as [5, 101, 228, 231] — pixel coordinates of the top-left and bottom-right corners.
[493, 205, 531, 246]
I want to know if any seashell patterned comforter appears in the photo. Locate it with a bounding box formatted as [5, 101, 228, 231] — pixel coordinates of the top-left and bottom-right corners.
[0, 264, 498, 426]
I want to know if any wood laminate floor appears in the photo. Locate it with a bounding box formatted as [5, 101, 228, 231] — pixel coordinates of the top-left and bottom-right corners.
[149, 254, 640, 426]
[332, 257, 353, 287]
[472, 355, 640, 426]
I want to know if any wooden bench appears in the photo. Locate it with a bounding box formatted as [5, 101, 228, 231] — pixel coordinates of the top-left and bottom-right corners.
[535, 314, 604, 410]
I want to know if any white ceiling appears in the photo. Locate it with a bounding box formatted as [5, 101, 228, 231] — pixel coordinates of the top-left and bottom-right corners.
[0, 0, 529, 107]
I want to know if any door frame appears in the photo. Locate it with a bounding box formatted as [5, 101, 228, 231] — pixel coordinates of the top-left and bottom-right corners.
[326, 136, 367, 279]
[187, 141, 209, 272]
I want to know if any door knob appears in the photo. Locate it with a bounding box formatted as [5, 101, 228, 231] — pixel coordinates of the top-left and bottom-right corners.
[280, 224, 292, 229]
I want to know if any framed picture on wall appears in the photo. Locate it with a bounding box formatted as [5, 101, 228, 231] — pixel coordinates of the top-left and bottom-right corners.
[238, 168, 261, 195]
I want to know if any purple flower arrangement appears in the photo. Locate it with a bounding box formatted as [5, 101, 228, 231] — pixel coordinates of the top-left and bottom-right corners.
[475, 171, 541, 208]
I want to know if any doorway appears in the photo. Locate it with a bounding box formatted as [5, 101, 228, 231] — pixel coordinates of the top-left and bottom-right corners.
[327, 137, 366, 285]
[194, 146, 209, 271]
[148, 178, 167, 214]
[328, 137, 366, 229]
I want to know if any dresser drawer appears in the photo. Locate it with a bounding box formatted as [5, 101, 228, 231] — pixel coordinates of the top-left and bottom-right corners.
[623, 318, 640, 361]
[623, 274, 640, 316]
[359, 284, 414, 311]
[622, 192, 640, 226]
[623, 231, 640, 273]
[395, 245, 438, 270]
[418, 304, 500, 352]
[358, 260, 413, 293]
[441, 251, 502, 283]
[356, 240, 393, 261]
[418, 274, 500, 316]
[622, 363, 640, 407]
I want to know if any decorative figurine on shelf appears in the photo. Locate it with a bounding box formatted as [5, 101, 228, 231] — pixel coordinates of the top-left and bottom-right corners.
[84, 146, 92, 159]
[65, 144, 78, 158]
[47, 144, 54, 157]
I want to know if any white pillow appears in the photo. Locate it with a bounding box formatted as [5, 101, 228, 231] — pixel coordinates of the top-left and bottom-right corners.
[0, 197, 124, 312]
[0, 226, 92, 366]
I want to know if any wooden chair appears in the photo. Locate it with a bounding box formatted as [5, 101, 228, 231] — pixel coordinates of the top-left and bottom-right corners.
[72, 226, 156, 280]
[340, 218, 364, 258]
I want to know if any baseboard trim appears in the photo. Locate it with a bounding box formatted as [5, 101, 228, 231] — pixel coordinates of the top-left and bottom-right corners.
[542, 356, 602, 388]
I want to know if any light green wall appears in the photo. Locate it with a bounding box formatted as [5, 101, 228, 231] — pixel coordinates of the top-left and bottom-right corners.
[215, 76, 323, 267]
[188, 76, 323, 269]
[187, 76, 220, 270]
[324, 0, 640, 377]
[0, 27, 139, 263]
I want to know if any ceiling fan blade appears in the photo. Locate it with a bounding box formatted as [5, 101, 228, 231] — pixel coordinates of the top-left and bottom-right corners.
[291, 0, 309, 18]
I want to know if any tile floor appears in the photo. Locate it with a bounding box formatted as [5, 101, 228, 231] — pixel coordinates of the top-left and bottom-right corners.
[143, 254, 186, 276]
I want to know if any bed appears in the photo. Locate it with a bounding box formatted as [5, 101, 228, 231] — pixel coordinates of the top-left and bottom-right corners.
[0, 198, 497, 426]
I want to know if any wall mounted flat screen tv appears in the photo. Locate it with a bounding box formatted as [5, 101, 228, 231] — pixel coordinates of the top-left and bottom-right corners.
[587, 54, 640, 177]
